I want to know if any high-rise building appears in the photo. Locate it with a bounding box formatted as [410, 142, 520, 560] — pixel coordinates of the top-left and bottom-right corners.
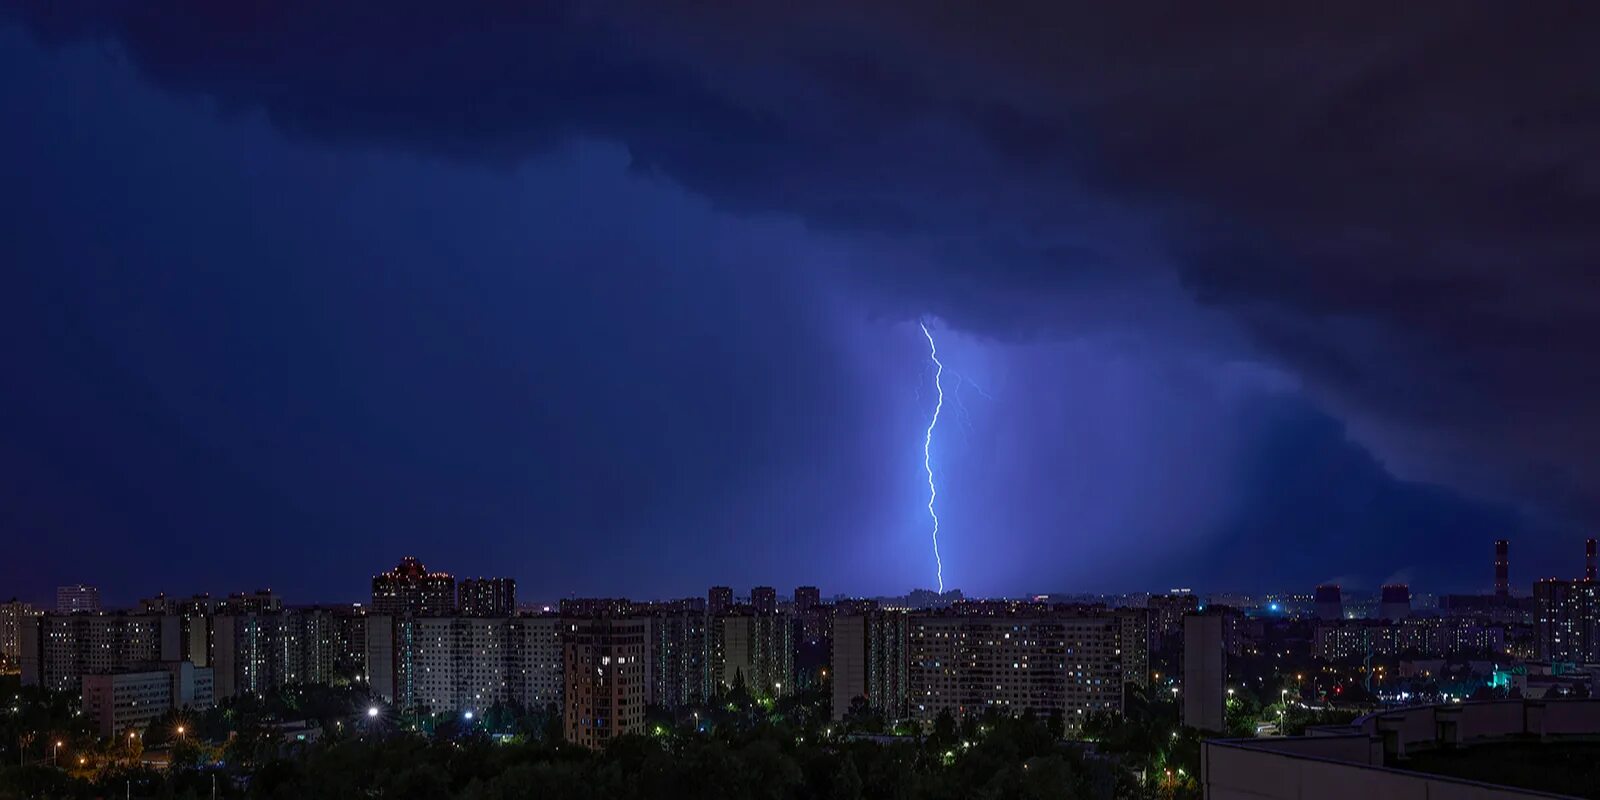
[459, 578, 517, 617]
[1182, 614, 1225, 732]
[1314, 585, 1344, 621]
[55, 585, 100, 615]
[509, 615, 565, 710]
[371, 557, 455, 617]
[1534, 578, 1600, 663]
[20, 613, 180, 693]
[708, 586, 734, 615]
[909, 610, 1122, 732]
[1379, 585, 1412, 622]
[1495, 539, 1510, 599]
[717, 610, 794, 697]
[1115, 608, 1151, 689]
[564, 617, 647, 749]
[1587, 538, 1596, 582]
[640, 599, 709, 709]
[364, 613, 563, 714]
[211, 607, 368, 698]
[831, 611, 909, 721]
[1148, 591, 1199, 651]
[794, 586, 820, 614]
[751, 586, 778, 615]
[0, 600, 40, 662]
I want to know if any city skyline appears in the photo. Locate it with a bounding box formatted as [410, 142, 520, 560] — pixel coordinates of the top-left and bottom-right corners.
[4, 5, 1599, 605]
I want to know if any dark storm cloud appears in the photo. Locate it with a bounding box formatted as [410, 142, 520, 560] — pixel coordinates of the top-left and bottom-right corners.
[5, 1, 1597, 528]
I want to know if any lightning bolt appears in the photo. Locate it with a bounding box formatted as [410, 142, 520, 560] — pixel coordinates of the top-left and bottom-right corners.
[919, 321, 946, 593]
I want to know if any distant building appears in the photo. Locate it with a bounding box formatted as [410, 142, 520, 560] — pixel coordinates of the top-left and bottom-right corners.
[640, 599, 709, 709]
[707, 586, 734, 615]
[82, 661, 214, 737]
[1314, 616, 1506, 661]
[793, 585, 829, 644]
[371, 557, 455, 617]
[364, 614, 563, 714]
[217, 590, 282, 615]
[1115, 608, 1152, 689]
[1182, 614, 1225, 732]
[909, 609, 1122, 732]
[557, 597, 634, 618]
[458, 578, 517, 617]
[20, 612, 180, 692]
[750, 586, 778, 615]
[211, 607, 367, 698]
[1494, 539, 1510, 599]
[717, 610, 794, 697]
[55, 585, 100, 615]
[831, 611, 909, 721]
[1314, 585, 1344, 622]
[1534, 578, 1600, 663]
[0, 599, 40, 662]
[564, 617, 647, 749]
[1148, 591, 1199, 651]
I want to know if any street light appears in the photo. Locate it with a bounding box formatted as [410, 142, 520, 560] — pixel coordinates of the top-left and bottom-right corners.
[53, 740, 62, 766]
[367, 706, 380, 719]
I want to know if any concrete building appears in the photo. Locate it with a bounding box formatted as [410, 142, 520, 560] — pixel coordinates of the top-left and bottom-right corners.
[55, 585, 100, 615]
[371, 557, 455, 617]
[750, 586, 778, 615]
[640, 600, 709, 709]
[717, 610, 794, 698]
[509, 615, 565, 710]
[707, 586, 733, 615]
[365, 614, 564, 714]
[1181, 614, 1225, 732]
[1148, 591, 1199, 651]
[831, 611, 909, 721]
[217, 590, 282, 614]
[20, 613, 180, 693]
[211, 607, 367, 698]
[0, 599, 40, 662]
[909, 610, 1122, 731]
[794, 586, 829, 645]
[458, 578, 517, 617]
[1534, 578, 1600, 663]
[82, 661, 214, 737]
[1116, 608, 1151, 689]
[1315, 616, 1507, 661]
[396, 616, 512, 714]
[563, 617, 647, 749]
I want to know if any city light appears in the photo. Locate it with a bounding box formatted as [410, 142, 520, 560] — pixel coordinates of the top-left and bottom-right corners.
[367, 706, 380, 719]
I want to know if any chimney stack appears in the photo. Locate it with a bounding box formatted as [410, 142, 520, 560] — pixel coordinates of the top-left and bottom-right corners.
[1587, 538, 1596, 582]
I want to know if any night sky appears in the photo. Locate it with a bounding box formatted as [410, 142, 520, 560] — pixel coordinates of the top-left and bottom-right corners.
[2, 3, 1596, 606]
